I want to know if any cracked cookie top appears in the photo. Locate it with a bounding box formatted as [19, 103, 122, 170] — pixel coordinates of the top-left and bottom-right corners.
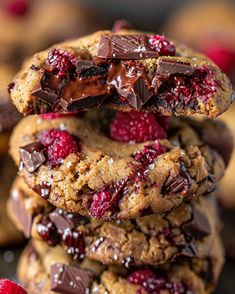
[9, 110, 231, 220]
[18, 237, 224, 294]
[9, 30, 233, 118]
[9, 176, 218, 266]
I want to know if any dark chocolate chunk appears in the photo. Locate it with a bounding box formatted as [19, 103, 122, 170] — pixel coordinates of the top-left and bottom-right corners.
[162, 165, 191, 196]
[33, 182, 51, 199]
[31, 73, 64, 106]
[97, 34, 159, 60]
[10, 188, 32, 238]
[183, 206, 211, 238]
[157, 59, 194, 77]
[112, 19, 134, 33]
[108, 61, 154, 109]
[37, 216, 60, 247]
[49, 208, 85, 231]
[19, 142, 46, 173]
[50, 263, 92, 294]
[180, 241, 198, 257]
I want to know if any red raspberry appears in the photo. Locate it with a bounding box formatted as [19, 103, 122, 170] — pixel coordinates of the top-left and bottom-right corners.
[40, 113, 78, 120]
[149, 35, 176, 56]
[203, 44, 235, 75]
[127, 270, 187, 293]
[39, 129, 79, 164]
[5, 0, 29, 16]
[0, 279, 27, 294]
[110, 111, 166, 143]
[127, 269, 166, 293]
[134, 142, 167, 165]
[46, 48, 77, 77]
[90, 191, 113, 218]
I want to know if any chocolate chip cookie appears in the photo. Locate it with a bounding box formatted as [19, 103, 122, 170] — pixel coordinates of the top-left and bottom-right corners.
[9, 111, 229, 220]
[8, 176, 219, 266]
[0, 63, 21, 155]
[9, 29, 233, 117]
[18, 237, 224, 294]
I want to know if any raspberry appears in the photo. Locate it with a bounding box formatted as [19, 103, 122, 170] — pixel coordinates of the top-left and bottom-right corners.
[5, 0, 29, 16]
[0, 279, 27, 294]
[203, 44, 235, 75]
[46, 49, 77, 78]
[127, 270, 187, 293]
[40, 113, 78, 120]
[110, 111, 166, 143]
[39, 129, 79, 164]
[62, 229, 85, 260]
[90, 191, 113, 218]
[149, 35, 176, 56]
[127, 269, 166, 293]
[134, 142, 167, 165]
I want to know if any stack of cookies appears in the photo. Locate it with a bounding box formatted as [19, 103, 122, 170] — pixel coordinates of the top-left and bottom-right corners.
[7, 27, 234, 293]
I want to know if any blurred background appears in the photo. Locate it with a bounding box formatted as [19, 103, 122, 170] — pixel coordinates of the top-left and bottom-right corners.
[0, 0, 235, 293]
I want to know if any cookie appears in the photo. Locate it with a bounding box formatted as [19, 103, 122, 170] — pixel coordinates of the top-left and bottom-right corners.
[0, 0, 102, 66]
[18, 237, 224, 294]
[0, 156, 24, 246]
[9, 111, 229, 220]
[8, 176, 219, 266]
[163, 2, 235, 80]
[218, 103, 235, 208]
[0, 63, 21, 155]
[0, 63, 23, 246]
[9, 29, 233, 118]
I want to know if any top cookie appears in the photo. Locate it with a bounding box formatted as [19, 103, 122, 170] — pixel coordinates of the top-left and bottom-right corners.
[10, 30, 233, 118]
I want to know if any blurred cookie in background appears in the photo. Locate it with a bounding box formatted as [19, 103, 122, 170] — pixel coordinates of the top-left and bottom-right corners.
[0, 63, 20, 155]
[218, 104, 235, 209]
[0, 0, 103, 67]
[163, 1, 235, 81]
[0, 63, 23, 246]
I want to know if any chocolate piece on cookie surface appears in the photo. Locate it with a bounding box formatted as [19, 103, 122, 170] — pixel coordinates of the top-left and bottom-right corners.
[9, 176, 219, 266]
[9, 111, 229, 220]
[18, 237, 224, 294]
[10, 30, 233, 117]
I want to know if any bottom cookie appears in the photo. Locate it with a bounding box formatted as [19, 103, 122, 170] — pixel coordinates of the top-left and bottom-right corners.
[18, 237, 224, 294]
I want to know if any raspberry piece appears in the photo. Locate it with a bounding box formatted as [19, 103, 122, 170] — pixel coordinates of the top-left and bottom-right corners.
[203, 44, 235, 75]
[62, 229, 85, 260]
[134, 142, 167, 165]
[0, 279, 27, 294]
[90, 191, 113, 218]
[127, 269, 166, 293]
[6, 0, 29, 16]
[110, 111, 166, 143]
[39, 129, 79, 164]
[46, 49, 77, 77]
[40, 113, 78, 120]
[149, 35, 176, 56]
[127, 270, 187, 293]
[37, 216, 60, 247]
